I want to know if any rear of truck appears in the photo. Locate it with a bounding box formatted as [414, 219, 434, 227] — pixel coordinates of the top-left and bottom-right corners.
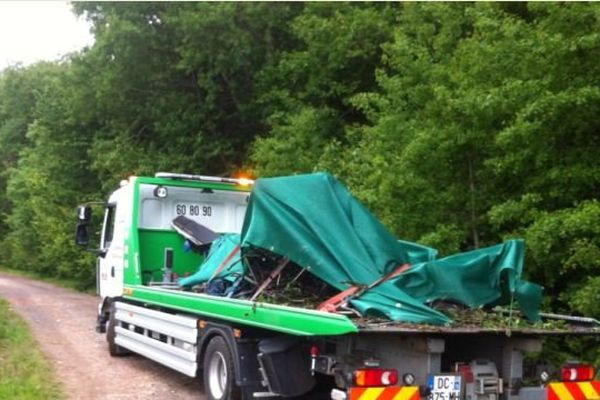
[318, 328, 600, 400]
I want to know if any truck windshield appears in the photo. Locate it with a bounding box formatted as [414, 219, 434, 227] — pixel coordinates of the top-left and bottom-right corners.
[101, 204, 116, 249]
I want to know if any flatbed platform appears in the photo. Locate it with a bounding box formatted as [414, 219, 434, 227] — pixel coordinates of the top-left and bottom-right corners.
[124, 284, 600, 338]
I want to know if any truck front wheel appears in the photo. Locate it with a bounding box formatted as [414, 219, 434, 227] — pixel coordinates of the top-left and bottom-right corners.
[203, 336, 240, 400]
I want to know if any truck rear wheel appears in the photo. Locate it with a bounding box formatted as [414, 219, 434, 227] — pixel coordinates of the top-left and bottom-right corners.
[106, 302, 129, 357]
[203, 336, 240, 400]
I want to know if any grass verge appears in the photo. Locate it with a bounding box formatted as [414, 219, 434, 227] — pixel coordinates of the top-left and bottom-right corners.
[0, 298, 64, 400]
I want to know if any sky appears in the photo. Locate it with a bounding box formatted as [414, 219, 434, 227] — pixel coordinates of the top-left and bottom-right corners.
[0, 1, 94, 70]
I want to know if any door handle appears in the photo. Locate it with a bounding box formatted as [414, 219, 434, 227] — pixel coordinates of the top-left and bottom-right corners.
[111, 266, 115, 278]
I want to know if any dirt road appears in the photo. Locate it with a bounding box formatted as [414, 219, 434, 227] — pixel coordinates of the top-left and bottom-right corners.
[0, 273, 203, 400]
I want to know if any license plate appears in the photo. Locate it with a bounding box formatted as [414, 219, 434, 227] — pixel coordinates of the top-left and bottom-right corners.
[428, 375, 462, 400]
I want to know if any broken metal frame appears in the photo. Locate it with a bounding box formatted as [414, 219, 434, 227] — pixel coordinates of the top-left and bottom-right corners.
[249, 258, 290, 302]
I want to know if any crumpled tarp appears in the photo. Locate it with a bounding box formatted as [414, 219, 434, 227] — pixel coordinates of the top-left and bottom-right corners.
[240, 172, 542, 325]
[179, 233, 244, 287]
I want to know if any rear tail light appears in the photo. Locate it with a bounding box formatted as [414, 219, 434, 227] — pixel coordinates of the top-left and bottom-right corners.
[456, 363, 475, 383]
[561, 364, 595, 382]
[310, 344, 320, 357]
[354, 368, 399, 387]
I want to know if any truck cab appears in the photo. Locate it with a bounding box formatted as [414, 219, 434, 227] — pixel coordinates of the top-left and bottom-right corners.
[78, 173, 252, 332]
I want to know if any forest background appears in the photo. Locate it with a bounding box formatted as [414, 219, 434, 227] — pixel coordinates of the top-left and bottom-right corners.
[1, 2, 599, 361]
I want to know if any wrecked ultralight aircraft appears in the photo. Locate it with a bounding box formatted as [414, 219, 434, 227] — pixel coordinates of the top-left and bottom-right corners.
[178, 172, 542, 326]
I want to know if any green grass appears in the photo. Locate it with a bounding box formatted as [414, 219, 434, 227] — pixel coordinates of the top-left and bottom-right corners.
[0, 266, 95, 294]
[0, 299, 64, 400]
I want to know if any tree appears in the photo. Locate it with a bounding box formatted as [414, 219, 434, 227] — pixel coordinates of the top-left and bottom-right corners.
[251, 3, 396, 177]
[73, 2, 301, 191]
[0, 66, 52, 241]
[0, 62, 98, 284]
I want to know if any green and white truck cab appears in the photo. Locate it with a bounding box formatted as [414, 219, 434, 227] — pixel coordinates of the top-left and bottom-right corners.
[94, 173, 250, 298]
[77, 174, 251, 330]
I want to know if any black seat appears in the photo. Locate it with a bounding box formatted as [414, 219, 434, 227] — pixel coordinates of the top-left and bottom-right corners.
[171, 216, 218, 250]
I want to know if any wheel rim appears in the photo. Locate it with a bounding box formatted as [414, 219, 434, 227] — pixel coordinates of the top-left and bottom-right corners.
[208, 350, 227, 399]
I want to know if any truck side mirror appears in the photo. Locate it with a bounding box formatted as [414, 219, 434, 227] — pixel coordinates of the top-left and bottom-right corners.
[75, 223, 90, 246]
[77, 205, 92, 223]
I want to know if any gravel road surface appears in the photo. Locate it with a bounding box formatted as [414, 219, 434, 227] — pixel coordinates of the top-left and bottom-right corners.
[0, 272, 203, 400]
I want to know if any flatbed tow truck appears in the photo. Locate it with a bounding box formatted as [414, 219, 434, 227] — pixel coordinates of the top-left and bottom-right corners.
[75, 172, 600, 400]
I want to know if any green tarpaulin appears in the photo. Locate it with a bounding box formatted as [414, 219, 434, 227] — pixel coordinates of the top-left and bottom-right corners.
[240, 173, 542, 325]
[179, 233, 244, 287]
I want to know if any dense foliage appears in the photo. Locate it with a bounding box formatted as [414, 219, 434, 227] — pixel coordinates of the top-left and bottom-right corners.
[0, 2, 599, 343]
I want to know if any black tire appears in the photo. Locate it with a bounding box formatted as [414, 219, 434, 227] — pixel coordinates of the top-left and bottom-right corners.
[203, 336, 241, 400]
[106, 302, 129, 357]
[96, 312, 107, 333]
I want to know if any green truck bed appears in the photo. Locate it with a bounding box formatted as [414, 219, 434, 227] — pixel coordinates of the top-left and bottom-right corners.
[123, 284, 600, 338]
[123, 284, 358, 336]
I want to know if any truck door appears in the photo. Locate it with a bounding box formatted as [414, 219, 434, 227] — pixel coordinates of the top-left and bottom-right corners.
[98, 203, 124, 297]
